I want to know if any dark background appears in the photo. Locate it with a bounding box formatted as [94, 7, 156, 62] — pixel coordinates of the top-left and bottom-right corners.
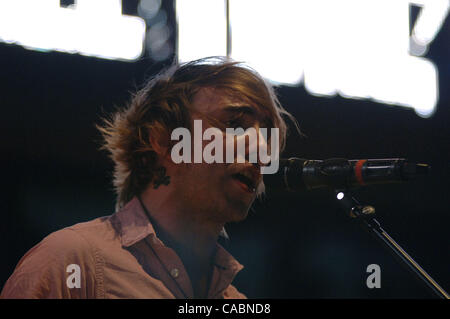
[1, 1, 448, 298]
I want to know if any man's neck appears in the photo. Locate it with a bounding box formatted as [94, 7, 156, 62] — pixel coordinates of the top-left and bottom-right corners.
[139, 187, 223, 297]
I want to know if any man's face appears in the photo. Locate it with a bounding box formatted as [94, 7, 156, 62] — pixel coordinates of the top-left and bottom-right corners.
[166, 87, 271, 224]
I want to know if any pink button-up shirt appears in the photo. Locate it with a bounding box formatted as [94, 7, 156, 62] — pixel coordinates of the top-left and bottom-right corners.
[1, 197, 246, 299]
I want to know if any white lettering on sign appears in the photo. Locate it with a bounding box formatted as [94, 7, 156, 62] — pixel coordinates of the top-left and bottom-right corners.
[0, 0, 146, 61]
[176, 0, 227, 63]
[177, 0, 450, 117]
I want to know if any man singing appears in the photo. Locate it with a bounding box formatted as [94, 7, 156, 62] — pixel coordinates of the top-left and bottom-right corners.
[2, 57, 296, 299]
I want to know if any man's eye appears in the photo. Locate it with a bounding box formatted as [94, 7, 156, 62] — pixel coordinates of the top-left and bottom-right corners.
[225, 119, 243, 128]
[224, 112, 252, 129]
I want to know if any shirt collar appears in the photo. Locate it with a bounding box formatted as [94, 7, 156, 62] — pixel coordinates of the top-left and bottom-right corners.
[114, 196, 156, 247]
[113, 196, 244, 272]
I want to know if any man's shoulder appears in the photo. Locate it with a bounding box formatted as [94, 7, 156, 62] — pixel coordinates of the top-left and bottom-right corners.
[5, 214, 119, 278]
[66, 214, 118, 242]
[13, 215, 117, 269]
[0, 216, 116, 299]
[39, 215, 117, 252]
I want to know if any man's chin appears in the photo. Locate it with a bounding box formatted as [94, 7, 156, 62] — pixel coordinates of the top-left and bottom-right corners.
[224, 202, 251, 223]
[231, 211, 249, 223]
[221, 185, 255, 222]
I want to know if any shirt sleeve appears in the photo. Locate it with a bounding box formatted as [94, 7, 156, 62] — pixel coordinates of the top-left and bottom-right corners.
[1, 228, 100, 299]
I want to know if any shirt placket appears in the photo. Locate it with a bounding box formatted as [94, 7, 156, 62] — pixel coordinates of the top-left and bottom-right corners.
[140, 235, 195, 299]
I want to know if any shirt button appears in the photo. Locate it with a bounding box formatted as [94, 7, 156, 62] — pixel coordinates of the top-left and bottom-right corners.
[170, 268, 179, 278]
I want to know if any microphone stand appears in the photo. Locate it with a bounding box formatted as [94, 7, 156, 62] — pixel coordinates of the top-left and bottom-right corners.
[334, 189, 449, 299]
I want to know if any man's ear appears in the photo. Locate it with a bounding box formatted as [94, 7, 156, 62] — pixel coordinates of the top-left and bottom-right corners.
[149, 127, 171, 160]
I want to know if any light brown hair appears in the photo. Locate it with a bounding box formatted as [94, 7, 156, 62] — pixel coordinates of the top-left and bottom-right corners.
[98, 57, 297, 210]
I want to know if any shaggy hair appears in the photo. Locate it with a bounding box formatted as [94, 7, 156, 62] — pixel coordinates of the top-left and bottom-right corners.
[98, 57, 297, 210]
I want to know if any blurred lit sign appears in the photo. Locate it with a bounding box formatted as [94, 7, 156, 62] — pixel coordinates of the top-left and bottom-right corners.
[0, 0, 146, 61]
[177, 0, 449, 117]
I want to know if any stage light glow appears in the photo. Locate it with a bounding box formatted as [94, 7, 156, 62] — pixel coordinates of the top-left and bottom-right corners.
[176, 0, 448, 117]
[0, 0, 146, 61]
[337, 192, 345, 200]
[176, 0, 227, 62]
[138, 0, 161, 20]
[147, 22, 172, 61]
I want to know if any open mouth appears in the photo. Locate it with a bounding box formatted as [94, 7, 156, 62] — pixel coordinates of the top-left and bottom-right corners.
[232, 172, 256, 193]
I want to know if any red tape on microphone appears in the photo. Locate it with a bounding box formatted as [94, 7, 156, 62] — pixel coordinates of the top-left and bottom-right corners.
[355, 159, 367, 185]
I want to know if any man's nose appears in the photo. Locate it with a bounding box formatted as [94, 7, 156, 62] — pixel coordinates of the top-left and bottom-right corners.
[239, 125, 269, 167]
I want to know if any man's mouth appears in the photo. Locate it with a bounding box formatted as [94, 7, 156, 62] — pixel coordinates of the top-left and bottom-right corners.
[232, 172, 256, 193]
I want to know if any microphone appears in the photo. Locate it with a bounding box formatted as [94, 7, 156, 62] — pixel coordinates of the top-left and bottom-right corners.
[264, 158, 431, 191]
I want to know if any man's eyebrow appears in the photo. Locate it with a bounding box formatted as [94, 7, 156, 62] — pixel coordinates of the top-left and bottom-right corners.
[222, 105, 256, 115]
[220, 105, 274, 128]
